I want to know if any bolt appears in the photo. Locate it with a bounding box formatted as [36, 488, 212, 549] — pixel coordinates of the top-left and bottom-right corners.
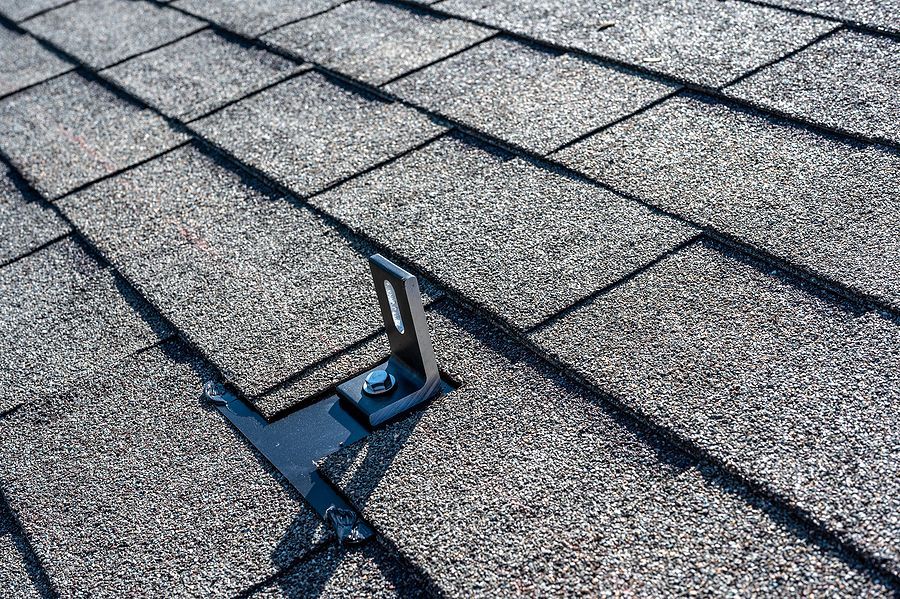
[203, 380, 228, 406]
[362, 369, 395, 396]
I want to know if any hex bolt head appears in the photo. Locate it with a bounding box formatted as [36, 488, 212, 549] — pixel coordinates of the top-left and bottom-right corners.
[362, 369, 395, 396]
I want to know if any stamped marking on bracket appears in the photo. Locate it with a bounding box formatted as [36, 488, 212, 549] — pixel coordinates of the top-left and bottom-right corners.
[337, 255, 442, 427]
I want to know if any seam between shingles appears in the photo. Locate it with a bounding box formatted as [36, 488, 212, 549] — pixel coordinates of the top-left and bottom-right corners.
[6, 5, 900, 585]
[728, 0, 900, 40]
[0, 232, 72, 270]
[14, 0, 79, 23]
[718, 24, 844, 88]
[376, 30, 502, 87]
[365, 0, 900, 149]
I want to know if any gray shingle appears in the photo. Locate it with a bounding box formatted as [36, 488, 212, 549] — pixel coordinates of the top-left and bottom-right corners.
[0, 72, 187, 199]
[58, 145, 436, 407]
[765, 0, 900, 33]
[0, 536, 39, 599]
[437, 0, 836, 87]
[0, 170, 68, 264]
[531, 242, 900, 576]
[0, 0, 70, 22]
[0, 26, 71, 98]
[0, 341, 327, 596]
[101, 30, 306, 121]
[311, 135, 695, 329]
[0, 238, 170, 414]
[252, 543, 428, 598]
[192, 71, 445, 197]
[321, 303, 890, 595]
[23, 0, 203, 69]
[385, 37, 676, 154]
[726, 30, 900, 145]
[554, 94, 900, 310]
[173, 0, 345, 38]
[262, 1, 493, 86]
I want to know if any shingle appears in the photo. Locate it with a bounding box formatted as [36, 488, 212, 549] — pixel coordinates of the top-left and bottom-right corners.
[385, 37, 675, 154]
[0, 536, 39, 599]
[0, 72, 187, 199]
[0, 0, 70, 22]
[0, 238, 170, 414]
[251, 543, 429, 598]
[531, 242, 900, 576]
[23, 0, 203, 69]
[262, 1, 493, 86]
[102, 30, 306, 121]
[0, 26, 71, 98]
[726, 30, 900, 145]
[311, 135, 695, 329]
[173, 0, 345, 38]
[0, 170, 68, 264]
[437, 0, 836, 87]
[192, 71, 445, 197]
[320, 303, 890, 595]
[554, 94, 900, 310]
[766, 0, 900, 33]
[0, 341, 327, 596]
[58, 145, 437, 408]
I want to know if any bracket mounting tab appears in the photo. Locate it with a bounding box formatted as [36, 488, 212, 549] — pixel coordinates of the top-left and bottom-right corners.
[337, 255, 440, 427]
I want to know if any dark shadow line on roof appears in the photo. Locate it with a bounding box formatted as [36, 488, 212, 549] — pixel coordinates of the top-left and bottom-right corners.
[729, 0, 900, 40]
[366, 0, 900, 150]
[0, 488, 58, 598]
[718, 23, 843, 89]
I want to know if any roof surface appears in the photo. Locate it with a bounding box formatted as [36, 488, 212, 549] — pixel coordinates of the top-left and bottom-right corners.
[0, 0, 898, 596]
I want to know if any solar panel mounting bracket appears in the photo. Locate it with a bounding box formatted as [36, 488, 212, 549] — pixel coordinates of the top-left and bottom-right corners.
[337, 254, 441, 427]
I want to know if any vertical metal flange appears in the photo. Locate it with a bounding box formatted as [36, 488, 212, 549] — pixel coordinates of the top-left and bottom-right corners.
[337, 255, 440, 427]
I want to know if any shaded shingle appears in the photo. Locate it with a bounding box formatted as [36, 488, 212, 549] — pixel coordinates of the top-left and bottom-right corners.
[726, 30, 900, 145]
[262, 1, 493, 86]
[173, 0, 345, 38]
[0, 536, 39, 599]
[531, 243, 900, 576]
[312, 135, 695, 328]
[385, 37, 676, 154]
[0, 238, 170, 414]
[554, 94, 900, 310]
[252, 543, 429, 597]
[437, 0, 836, 87]
[0, 26, 71, 98]
[0, 0, 70, 22]
[321, 303, 890, 595]
[0, 72, 187, 199]
[192, 72, 445, 197]
[0, 170, 68, 264]
[58, 145, 433, 406]
[0, 341, 326, 596]
[765, 0, 900, 33]
[102, 30, 307, 121]
[23, 0, 203, 69]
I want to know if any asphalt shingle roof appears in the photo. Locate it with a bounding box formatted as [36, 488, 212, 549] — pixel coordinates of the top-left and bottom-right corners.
[262, 1, 494, 86]
[725, 29, 899, 145]
[555, 94, 900, 311]
[0, 0, 898, 595]
[22, 0, 203, 69]
[437, 0, 838, 87]
[384, 37, 677, 154]
[102, 29, 307, 121]
[0, 26, 71, 98]
[0, 71, 186, 199]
